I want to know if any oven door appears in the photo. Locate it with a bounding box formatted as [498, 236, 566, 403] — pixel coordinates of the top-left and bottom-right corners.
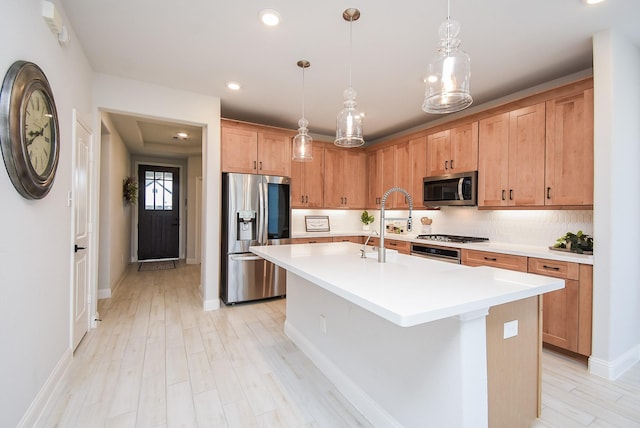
[410, 244, 461, 264]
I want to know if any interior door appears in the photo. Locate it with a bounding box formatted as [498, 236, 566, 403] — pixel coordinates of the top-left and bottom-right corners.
[138, 165, 180, 260]
[72, 114, 91, 351]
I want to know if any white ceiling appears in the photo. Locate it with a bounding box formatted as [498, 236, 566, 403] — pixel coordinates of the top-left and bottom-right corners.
[61, 0, 640, 154]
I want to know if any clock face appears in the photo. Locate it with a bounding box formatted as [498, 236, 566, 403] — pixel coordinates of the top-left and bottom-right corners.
[24, 89, 54, 176]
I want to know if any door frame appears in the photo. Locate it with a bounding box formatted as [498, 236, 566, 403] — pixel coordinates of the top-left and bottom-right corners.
[131, 160, 185, 262]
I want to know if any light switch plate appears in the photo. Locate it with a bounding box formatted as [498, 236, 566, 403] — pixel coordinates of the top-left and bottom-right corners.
[503, 320, 518, 339]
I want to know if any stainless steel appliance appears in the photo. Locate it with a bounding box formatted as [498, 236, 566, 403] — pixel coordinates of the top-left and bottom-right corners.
[423, 171, 478, 207]
[411, 234, 488, 263]
[221, 173, 291, 304]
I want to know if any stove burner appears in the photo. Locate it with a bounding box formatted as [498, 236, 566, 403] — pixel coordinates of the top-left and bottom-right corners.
[416, 234, 489, 243]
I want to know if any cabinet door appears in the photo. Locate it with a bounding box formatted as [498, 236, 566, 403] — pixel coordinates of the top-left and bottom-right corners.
[343, 151, 366, 209]
[450, 122, 478, 173]
[508, 103, 545, 207]
[545, 88, 594, 206]
[409, 136, 427, 207]
[461, 249, 527, 272]
[395, 142, 412, 208]
[542, 280, 580, 352]
[380, 146, 396, 207]
[323, 148, 344, 208]
[290, 151, 305, 208]
[221, 126, 258, 173]
[426, 129, 450, 176]
[478, 113, 510, 207]
[258, 131, 292, 176]
[305, 145, 325, 208]
[366, 152, 381, 209]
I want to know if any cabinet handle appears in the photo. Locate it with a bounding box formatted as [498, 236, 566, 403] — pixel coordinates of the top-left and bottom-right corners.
[547, 187, 552, 199]
[509, 189, 513, 200]
[445, 160, 449, 170]
[484, 256, 497, 261]
[305, 195, 308, 203]
[389, 242, 397, 246]
[309, 240, 317, 243]
[301, 196, 304, 203]
[501, 190, 506, 201]
[345, 197, 348, 205]
[543, 265, 561, 271]
[450, 159, 454, 169]
[259, 161, 263, 170]
[253, 160, 257, 170]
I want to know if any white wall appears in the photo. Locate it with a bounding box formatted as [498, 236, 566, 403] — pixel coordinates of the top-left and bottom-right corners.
[92, 74, 221, 313]
[187, 154, 203, 263]
[591, 30, 640, 378]
[0, 1, 93, 426]
[97, 114, 132, 297]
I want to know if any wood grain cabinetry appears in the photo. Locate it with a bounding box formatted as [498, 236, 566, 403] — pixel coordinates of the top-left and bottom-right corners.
[290, 237, 333, 244]
[461, 249, 527, 272]
[221, 120, 292, 176]
[478, 104, 545, 207]
[528, 258, 593, 356]
[324, 148, 366, 209]
[333, 236, 364, 244]
[544, 88, 594, 207]
[426, 122, 478, 177]
[291, 145, 325, 208]
[366, 146, 395, 209]
[367, 237, 410, 254]
[408, 136, 428, 206]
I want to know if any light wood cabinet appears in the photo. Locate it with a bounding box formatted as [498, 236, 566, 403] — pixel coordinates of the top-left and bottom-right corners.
[221, 121, 292, 176]
[426, 122, 478, 177]
[528, 258, 593, 356]
[291, 145, 325, 208]
[333, 236, 364, 244]
[544, 88, 594, 207]
[461, 249, 527, 272]
[394, 142, 412, 208]
[366, 146, 395, 209]
[478, 104, 545, 207]
[408, 136, 428, 207]
[324, 148, 366, 209]
[290, 237, 333, 244]
[367, 237, 410, 254]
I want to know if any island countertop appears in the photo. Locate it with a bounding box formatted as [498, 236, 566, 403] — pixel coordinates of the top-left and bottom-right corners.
[250, 242, 564, 327]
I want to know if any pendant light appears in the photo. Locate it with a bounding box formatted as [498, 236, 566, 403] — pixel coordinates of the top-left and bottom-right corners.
[335, 8, 364, 147]
[422, 0, 472, 114]
[292, 60, 313, 162]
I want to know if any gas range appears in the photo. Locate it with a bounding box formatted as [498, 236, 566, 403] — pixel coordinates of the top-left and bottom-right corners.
[416, 234, 489, 244]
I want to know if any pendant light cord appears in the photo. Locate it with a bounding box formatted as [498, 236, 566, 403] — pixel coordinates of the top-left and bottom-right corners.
[302, 66, 306, 120]
[349, 16, 353, 88]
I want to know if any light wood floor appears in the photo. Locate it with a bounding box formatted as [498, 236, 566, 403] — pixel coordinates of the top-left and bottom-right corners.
[39, 261, 639, 427]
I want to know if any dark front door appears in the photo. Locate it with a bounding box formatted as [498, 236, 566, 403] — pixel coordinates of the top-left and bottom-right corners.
[138, 165, 179, 260]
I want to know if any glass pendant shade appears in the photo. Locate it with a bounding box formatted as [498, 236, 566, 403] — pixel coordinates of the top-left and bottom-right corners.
[422, 17, 473, 114]
[293, 118, 313, 161]
[293, 60, 313, 161]
[335, 86, 364, 147]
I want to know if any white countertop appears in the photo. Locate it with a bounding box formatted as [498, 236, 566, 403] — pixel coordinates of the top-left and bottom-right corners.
[292, 231, 594, 265]
[251, 242, 564, 327]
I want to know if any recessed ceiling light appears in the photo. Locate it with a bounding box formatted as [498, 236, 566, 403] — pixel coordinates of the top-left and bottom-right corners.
[226, 81, 241, 91]
[583, 0, 606, 4]
[259, 9, 280, 26]
[174, 132, 188, 140]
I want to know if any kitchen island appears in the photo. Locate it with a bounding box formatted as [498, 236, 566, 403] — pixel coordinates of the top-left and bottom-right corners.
[250, 242, 564, 428]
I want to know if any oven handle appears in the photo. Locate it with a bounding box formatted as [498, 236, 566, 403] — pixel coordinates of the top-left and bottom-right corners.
[458, 178, 464, 200]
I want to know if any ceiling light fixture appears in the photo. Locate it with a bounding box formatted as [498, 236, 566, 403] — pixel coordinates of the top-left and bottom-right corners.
[226, 81, 241, 91]
[335, 8, 364, 148]
[292, 60, 313, 162]
[422, 0, 472, 114]
[583, 0, 606, 4]
[174, 132, 188, 140]
[259, 9, 281, 26]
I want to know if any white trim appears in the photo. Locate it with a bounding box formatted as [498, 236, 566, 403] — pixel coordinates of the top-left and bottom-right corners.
[17, 349, 73, 428]
[186, 257, 198, 264]
[589, 344, 640, 380]
[284, 320, 402, 428]
[203, 298, 220, 311]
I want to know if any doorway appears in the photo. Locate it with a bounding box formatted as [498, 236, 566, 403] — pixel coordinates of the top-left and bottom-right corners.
[137, 164, 180, 261]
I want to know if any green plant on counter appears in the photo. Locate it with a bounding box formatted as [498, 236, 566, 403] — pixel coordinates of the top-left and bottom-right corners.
[360, 210, 375, 225]
[123, 176, 138, 204]
[553, 230, 593, 254]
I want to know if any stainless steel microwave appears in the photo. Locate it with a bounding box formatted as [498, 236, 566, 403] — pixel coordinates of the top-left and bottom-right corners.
[423, 171, 478, 207]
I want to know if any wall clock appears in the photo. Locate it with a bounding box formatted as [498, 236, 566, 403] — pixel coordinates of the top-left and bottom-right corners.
[0, 60, 60, 199]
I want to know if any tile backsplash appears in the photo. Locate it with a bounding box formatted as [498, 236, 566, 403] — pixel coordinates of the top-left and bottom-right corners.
[292, 207, 593, 247]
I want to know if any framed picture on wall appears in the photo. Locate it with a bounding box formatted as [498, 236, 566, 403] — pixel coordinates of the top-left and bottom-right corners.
[305, 215, 330, 232]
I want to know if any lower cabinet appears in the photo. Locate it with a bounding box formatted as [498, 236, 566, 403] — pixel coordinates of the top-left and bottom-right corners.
[367, 237, 411, 254]
[461, 249, 527, 272]
[332, 236, 364, 244]
[290, 237, 333, 244]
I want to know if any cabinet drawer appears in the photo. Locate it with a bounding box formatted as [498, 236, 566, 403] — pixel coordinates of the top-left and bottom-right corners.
[290, 237, 333, 244]
[461, 249, 527, 272]
[333, 236, 364, 244]
[384, 239, 411, 254]
[527, 258, 579, 280]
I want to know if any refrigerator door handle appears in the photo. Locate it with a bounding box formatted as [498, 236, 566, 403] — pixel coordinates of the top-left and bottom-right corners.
[258, 179, 267, 245]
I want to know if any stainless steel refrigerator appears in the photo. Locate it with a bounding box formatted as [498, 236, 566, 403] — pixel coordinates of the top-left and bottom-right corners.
[220, 172, 291, 304]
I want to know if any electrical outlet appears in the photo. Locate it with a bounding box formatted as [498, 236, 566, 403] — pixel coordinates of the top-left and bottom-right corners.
[319, 315, 327, 333]
[503, 320, 518, 339]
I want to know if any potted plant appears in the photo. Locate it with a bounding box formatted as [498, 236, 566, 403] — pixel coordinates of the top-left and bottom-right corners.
[552, 230, 593, 254]
[360, 210, 375, 231]
[123, 176, 138, 205]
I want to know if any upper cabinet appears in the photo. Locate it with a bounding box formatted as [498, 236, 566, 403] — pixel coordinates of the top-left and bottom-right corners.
[221, 120, 292, 177]
[367, 145, 395, 209]
[478, 104, 546, 207]
[324, 148, 366, 209]
[291, 144, 325, 208]
[544, 88, 594, 207]
[426, 122, 478, 177]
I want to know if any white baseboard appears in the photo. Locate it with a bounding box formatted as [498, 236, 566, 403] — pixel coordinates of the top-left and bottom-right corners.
[97, 288, 111, 299]
[203, 298, 220, 311]
[284, 320, 402, 428]
[589, 344, 640, 380]
[186, 257, 199, 265]
[18, 348, 73, 428]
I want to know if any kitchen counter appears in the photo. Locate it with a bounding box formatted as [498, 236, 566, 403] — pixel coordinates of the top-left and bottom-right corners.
[250, 242, 563, 427]
[292, 231, 594, 265]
